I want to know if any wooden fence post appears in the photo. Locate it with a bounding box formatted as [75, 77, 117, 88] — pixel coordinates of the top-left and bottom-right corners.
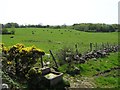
[49, 50, 58, 68]
[102, 42, 104, 49]
[90, 43, 93, 51]
[40, 55, 44, 68]
[95, 43, 98, 50]
[75, 44, 79, 55]
[107, 42, 109, 48]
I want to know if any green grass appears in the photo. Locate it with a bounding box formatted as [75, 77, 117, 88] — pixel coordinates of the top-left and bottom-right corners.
[1, 28, 118, 53]
[95, 76, 119, 88]
[59, 52, 119, 88]
[1, 28, 119, 88]
[78, 52, 119, 77]
[78, 52, 119, 88]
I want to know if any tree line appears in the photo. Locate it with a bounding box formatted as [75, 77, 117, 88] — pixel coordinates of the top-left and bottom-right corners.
[72, 23, 118, 32]
[1, 22, 118, 33]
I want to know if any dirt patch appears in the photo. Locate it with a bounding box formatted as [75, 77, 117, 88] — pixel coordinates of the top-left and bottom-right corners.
[63, 75, 96, 88]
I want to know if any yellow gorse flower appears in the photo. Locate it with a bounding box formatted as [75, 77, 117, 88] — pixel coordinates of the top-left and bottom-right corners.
[20, 47, 33, 53]
[19, 45, 45, 55]
[11, 43, 25, 50]
[3, 43, 45, 56]
[7, 61, 12, 65]
[0, 43, 8, 53]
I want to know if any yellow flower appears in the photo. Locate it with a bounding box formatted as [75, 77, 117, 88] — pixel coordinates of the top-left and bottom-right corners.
[7, 61, 12, 65]
[16, 43, 25, 48]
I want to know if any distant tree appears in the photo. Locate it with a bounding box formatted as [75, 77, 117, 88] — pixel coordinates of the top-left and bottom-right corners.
[5, 23, 11, 28]
[52, 25, 61, 29]
[61, 24, 67, 28]
[109, 25, 115, 32]
[11, 23, 15, 34]
[2, 28, 8, 34]
[1, 23, 15, 34]
[112, 24, 118, 30]
[46, 25, 50, 28]
[5, 23, 19, 28]
[72, 23, 116, 32]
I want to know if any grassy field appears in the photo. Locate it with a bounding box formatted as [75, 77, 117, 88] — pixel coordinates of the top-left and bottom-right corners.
[1, 28, 119, 88]
[1, 28, 118, 53]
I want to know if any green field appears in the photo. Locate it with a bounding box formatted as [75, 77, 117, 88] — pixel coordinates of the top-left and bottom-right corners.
[1, 28, 118, 53]
[1, 28, 119, 88]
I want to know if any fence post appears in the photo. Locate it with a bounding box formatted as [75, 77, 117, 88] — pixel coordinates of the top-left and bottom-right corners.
[102, 42, 104, 49]
[95, 43, 98, 50]
[90, 43, 93, 51]
[40, 55, 44, 68]
[49, 50, 58, 68]
[75, 44, 79, 55]
[107, 42, 109, 48]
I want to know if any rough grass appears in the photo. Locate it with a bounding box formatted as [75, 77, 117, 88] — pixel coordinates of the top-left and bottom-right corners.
[82, 52, 119, 88]
[78, 52, 119, 77]
[1, 28, 118, 53]
[60, 52, 119, 88]
[93, 52, 119, 88]
[1, 28, 119, 88]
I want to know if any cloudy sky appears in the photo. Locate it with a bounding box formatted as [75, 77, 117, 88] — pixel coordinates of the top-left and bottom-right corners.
[0, 0, 119, 25]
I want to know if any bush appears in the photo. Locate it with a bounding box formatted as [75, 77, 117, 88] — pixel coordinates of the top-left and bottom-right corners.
[1, 28, 15, 35]
[56, 46, 75, 65]
[1, 43, 45, 78]
[2, 28, 8, 34]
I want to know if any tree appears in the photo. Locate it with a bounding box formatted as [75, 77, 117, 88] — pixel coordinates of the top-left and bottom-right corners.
[5, 23, 19, 28]
[2, 28, 8, 34]
[109, 25, 115, 32]
[11, 23, 15, 34]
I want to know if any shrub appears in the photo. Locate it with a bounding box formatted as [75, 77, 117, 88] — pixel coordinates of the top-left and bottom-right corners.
[1, 43, 45, 78]
[56, 46, 75, 65]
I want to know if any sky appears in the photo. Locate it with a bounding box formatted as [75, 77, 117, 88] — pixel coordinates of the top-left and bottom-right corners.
[0, 0, 119, 25]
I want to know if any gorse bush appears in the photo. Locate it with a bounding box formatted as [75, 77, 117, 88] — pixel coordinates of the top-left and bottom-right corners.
[1, 43, 45, 78]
